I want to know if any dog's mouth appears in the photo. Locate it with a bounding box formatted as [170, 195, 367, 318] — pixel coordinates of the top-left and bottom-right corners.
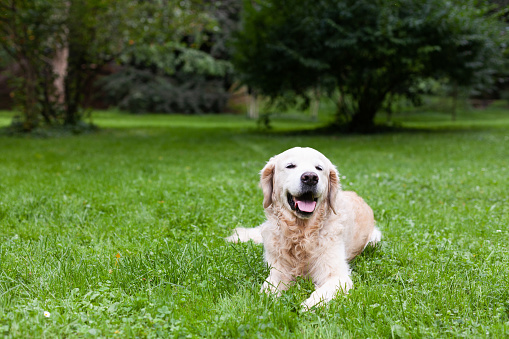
[287, 192, 318, 216]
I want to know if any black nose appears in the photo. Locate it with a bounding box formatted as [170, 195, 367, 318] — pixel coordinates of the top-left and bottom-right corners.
[301, 172, 319, 186]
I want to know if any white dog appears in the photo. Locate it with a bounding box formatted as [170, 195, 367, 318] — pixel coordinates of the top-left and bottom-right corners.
[226, 147, 381, 309]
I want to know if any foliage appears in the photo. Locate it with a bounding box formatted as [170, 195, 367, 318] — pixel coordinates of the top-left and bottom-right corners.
[63, 0, 128, 125]
[99, 0, 241, 114]
[100, 65, 231, 114]
[0, 108, 508, 336]
[100, 44, 234, 114]
[0, 0, 231, 131]
[233, 0, 508, 132]
[0, 0, 67, 130]
[485, 0, 509, 102]
[0, 0, 133, 131]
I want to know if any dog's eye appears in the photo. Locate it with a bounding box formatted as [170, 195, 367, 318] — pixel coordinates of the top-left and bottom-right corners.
[315, 165, 323, 171]
[286, 164, 296, 169]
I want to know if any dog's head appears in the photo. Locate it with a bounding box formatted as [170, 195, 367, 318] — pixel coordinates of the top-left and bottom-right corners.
[260, 147, 340, 219]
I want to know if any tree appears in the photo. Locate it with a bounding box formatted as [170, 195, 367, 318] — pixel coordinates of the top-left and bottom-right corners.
[233, 0, 507, 132]
[0, 0, 132, 131]
[0, 0, 217, 132]
[1, 0, 66, 130]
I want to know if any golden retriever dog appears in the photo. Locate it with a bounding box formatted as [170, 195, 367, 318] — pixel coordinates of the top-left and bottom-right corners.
[226, 147, 381, 309]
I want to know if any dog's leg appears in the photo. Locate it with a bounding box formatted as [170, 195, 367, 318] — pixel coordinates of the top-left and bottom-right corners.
[301, 274, 352, 310]
[262, 267, 293, 296]
[302, 247, 352, 310]
[225, 226, 264, 244]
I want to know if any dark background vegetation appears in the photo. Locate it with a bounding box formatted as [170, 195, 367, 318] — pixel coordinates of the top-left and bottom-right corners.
[0, 0, 508, 132]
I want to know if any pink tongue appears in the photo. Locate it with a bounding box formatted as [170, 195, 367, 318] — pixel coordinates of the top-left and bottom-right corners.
[295, 199, 316, 213]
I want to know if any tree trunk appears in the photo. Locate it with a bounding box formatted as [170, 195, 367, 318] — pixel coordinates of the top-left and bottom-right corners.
[310, 87, 320, 121]
[52, 45, 69, 105]
[349, 108, 377, 132]
[248, 92, 259, 119]
[348, 92, 383, 132]
[53, 1, 70, 105]
[310, 97, 319, 121]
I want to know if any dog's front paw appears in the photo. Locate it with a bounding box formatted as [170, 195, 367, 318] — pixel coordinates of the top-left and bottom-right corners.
[300, 276, 353, 311]
[301, 297, 322, 311]
[301, 292, 331, 311]
[225, 234, 240, 243]
[261, 281, 283, 297]
[338, 276, 353, 294]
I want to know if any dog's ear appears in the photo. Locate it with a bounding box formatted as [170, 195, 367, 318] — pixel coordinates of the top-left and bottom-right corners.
[328, 166, 340, 214]
[260, 158, 276, 208]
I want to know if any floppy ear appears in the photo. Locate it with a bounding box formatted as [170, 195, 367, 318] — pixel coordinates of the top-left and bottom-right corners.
[328, 166, 340, 214]
[260, 158, 276, 208]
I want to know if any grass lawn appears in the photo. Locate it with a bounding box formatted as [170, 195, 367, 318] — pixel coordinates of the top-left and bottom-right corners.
[0, 105, 508, 337]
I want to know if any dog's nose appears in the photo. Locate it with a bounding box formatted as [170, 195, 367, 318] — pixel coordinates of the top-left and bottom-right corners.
[301, 172, 319, 186]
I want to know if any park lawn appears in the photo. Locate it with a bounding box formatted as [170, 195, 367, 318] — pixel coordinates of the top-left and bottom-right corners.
[0, 107, 508, 337]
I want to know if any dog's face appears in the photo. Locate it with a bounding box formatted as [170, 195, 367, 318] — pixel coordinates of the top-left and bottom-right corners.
[260, 147, 340, 219]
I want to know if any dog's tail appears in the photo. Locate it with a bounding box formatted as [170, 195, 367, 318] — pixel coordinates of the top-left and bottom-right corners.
[225, 227, 263, 244]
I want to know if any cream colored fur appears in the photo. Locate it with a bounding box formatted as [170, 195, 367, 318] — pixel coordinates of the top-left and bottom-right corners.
[226, 147, 381, 310]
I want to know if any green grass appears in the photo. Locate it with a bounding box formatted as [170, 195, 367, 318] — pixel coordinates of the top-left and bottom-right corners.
[0, 106, 508, 337]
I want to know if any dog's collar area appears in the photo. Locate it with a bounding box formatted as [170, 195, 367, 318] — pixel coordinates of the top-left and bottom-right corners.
[287, 192, 317, 216]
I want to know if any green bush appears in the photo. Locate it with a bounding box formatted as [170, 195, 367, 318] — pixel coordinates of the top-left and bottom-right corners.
[100, 67, 230, 114]
[99, 0, 240, 114]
